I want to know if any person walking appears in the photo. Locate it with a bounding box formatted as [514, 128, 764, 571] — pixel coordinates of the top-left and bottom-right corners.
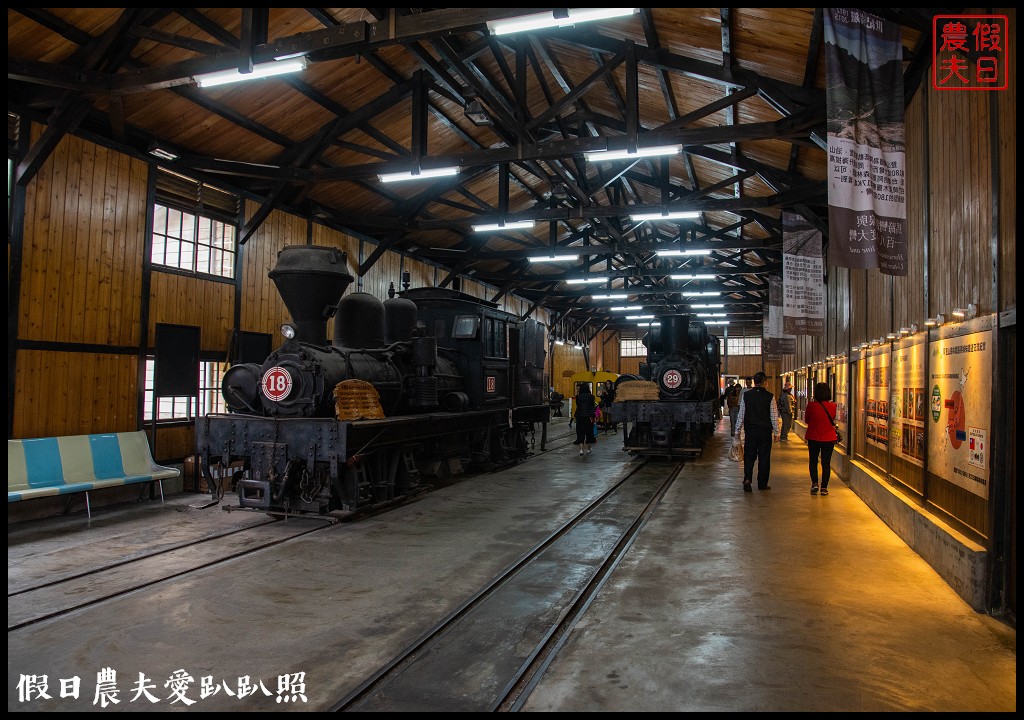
[573, 382, 598, 455]
[735, 371, 780, 491]
[724, 379, 742, 435]
[804, 382, 839, 495]
[599, 380, 617, 433]
[777, 381, 796, 442]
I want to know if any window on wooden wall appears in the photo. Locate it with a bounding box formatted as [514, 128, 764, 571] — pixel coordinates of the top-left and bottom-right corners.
[726, 336, 762, 355]
[620, 338, 646, 357]
[143, 357, 228, 421]
[151, 168, 239, 279]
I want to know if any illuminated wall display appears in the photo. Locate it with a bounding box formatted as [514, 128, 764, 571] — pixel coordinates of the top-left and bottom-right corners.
[928, 330, 992, 499]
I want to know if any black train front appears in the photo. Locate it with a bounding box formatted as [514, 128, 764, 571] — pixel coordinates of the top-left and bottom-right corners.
[611, 314, 722, 458]
[196, 245, 550, 516]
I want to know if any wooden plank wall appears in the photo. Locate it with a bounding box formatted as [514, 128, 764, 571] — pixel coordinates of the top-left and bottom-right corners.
[14, 131, 147, 439]
[787, 13, 1016, 547]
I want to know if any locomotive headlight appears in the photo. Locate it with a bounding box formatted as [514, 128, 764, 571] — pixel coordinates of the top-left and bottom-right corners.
[280, 323, 297, 340]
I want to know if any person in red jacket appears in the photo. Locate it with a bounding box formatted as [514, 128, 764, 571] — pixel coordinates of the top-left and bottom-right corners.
[804, 382, 839, 495]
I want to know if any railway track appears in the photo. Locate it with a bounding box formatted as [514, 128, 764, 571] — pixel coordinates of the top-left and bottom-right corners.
[331, 458, 683, 712]
[7, 423, 582, 634]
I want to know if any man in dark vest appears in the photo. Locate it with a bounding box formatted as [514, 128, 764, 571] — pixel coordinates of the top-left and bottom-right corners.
[735, 371, 781, 492]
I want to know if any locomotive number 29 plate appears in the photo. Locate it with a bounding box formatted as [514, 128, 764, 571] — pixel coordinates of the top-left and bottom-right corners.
[662, 369, 682, 389]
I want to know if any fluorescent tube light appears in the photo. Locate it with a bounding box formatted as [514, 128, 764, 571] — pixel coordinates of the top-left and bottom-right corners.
[626, 314, 656, 320]
[682, 291, 721, 296]
[590, 293, 629, 300]
[379, 166, 460, 183]
[609, 306, 642, 311]
[528, 253, 578, 262]
[656, 249, 712, 256]
[149, 147, 178, 161]
[471, 220, 536, 232]
[670, 274, 716, 280]
[564, 277, 607, 285]
[195, 58, 307, 88]
[630, 210, 702, 221]
[689, 303, 724, 309]
[637, 321, 661, 327]
[696, 313, 726, 317]
[705, 320, 730, 325]
[487, 8, 638, 36]
[584, 144, 682, 162]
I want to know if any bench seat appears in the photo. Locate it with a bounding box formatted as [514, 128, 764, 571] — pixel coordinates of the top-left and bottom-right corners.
[8, 431, 180, 518]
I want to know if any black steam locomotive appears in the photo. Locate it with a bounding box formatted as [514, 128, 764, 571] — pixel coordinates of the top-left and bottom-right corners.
[611, 315, 721, 458]
[195, 244, 550, 517]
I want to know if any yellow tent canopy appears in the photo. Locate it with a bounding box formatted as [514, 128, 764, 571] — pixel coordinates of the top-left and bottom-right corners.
[568, 370, 619, 418]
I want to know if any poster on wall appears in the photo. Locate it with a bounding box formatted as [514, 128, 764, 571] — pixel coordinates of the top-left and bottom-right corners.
[833, 359, 848, 442]
[864, 351, 889, 450]
[928, 331, 992, 498]
[890, 342, 926, 466]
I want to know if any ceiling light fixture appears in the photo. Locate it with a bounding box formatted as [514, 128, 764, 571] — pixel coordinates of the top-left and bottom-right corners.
[705, 320, 730, 325]
[626, 314, 656, 320]
[195, 57, 308, 88]
[655, 248, 712, 256]
[471, 220, 536, 232]
[689, 303, 724, 309]
[630, 210, 702, 222]
[379, 166, 460, 183]
[487, 8, 638, 36]
[528, 253, 578, 262]
[564, 277, 607, 284]
[148, 147, 178, 161]
[590, 293, 629, 300]
[681, 290, 721, 296]
[609, 305, 643, 311]
[585, 144, 682, 162]
[464, 99, 492, 126]
[670, 273, 716, 280]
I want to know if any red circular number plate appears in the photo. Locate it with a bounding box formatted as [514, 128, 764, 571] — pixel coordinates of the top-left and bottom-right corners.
[662, 369, 682, 389]
[261, 366, 293, 401]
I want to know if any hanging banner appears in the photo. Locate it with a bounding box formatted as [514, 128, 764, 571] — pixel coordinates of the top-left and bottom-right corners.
[762, 306, 780, 363]
[824, 8, 907, 276]
[782, 211, 825, 335]
[764, 276, 795, 358]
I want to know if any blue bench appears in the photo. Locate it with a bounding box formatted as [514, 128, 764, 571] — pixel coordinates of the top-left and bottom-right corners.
[8, 431, 180, 519]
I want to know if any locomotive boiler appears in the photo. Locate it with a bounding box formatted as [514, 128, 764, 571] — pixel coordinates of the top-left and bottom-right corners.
[611, 314, 722, 458]
[196, 244, 550, 517]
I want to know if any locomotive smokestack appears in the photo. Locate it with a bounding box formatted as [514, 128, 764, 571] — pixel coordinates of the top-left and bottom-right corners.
[659, 314, 692, 356]
[268, 245, 354, 345]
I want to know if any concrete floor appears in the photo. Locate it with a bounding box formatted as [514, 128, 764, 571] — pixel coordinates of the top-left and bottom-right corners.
[7, 416, 1016, 712]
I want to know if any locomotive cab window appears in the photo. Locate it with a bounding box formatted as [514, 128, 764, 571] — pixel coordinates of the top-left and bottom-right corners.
[485, 317, 507, 358]
[452, 315, 479, 339]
